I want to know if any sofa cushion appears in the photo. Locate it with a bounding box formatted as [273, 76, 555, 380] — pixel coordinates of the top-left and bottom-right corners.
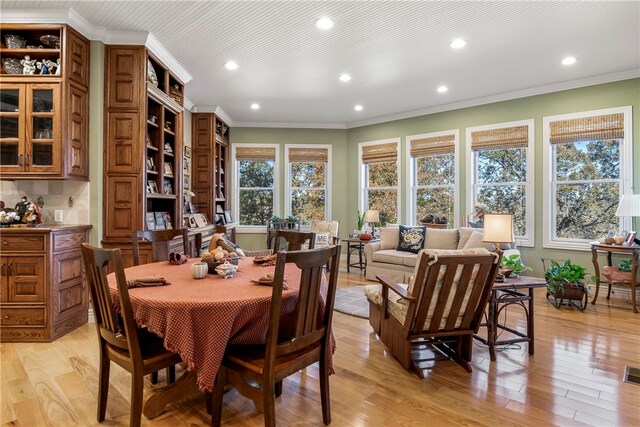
[372, 249, 417, 265]
[463, 230, 495, 250]
[397, 225, 426, 253]
[457, 227, 477, 249]
[379, 226, 400, 250]
[424, 228, 459, 250]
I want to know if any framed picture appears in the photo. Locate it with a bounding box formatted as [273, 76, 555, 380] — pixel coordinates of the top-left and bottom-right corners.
[164, 163, 173, 176]
[147, 180, 158, 194]
[624, 231, 637, 246]
[190, 203, 199, 213]
[147, 220, 156, 231]
[164, 212, 173, 229]
[163, 179, 173, 195]
[146, 134, 154, 148]
[184, 146, 191, 158]
[216, 205, 224, 214]
[146, 157, 155, 171]
[215, 214, 225, 225]
[164, 142, 173, 153]
[224, 210, 234, 224]
[154, 212, 165, 230]
[183, 216, 191, 228]
[183, 174, 190, 189]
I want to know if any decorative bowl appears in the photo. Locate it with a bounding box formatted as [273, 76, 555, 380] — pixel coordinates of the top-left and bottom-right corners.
[2, 58, 23, 74]
[5, 35, 26, 49]
[39, 35, 60, 49]
[215, 261, 238, 279]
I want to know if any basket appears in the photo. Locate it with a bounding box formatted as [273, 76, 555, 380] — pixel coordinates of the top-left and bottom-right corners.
[5, 35, 26, 49]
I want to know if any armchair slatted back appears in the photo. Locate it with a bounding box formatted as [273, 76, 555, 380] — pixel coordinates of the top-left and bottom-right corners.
[131, 229, 190, 266]
[273, 229, 316, 251]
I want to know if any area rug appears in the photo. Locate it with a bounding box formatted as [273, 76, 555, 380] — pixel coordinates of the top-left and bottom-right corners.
[334, 286, 369, 319]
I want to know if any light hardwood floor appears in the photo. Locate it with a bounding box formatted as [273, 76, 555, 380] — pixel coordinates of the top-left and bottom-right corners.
[2, 263, 639, 427]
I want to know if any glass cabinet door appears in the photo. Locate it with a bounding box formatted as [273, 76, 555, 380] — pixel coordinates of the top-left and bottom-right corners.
[26, 84, 60, 173]
[0, 85, 25, 170]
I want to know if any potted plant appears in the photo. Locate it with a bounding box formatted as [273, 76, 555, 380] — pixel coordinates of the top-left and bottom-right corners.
[601, 258, 634, 284]
[544, 260, 589, 310]
[285, 215, 298, 229]
[269, 215, 282, 229]
[501, 254, 532, 278]
[356, 210, 366, 232]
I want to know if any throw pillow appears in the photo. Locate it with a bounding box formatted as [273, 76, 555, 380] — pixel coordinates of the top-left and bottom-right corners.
[396, 225, 426, 254]
[457, 227, 477, 249]
[424, 228, 459, 250]
[314, 232, 330, 247]
[463, 230, 495, 251]
[379, 226, 400, 250]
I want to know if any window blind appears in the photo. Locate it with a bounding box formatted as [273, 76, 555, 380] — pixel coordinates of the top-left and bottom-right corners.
[288, 147, 328, 162]
[362, 142, 398, 164]
[549, 113, 624, 144]
[235, 146, 276, 161]
[410, 134, 455, 157]
[471, 125, 529, 151]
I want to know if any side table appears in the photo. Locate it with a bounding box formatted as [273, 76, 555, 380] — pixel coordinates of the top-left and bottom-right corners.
[590, 243, 639, 313]
[344, 237, 378, 273]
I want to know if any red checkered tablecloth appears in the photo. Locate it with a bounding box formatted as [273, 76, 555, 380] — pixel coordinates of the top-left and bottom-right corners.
[107, 257, 333, 391]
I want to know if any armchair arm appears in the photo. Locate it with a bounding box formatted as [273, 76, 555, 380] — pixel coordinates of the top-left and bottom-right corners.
[376, 274, 415, 301]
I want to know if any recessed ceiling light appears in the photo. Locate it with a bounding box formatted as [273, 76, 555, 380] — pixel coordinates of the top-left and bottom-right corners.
[354, 105, 363, 111]
[225, 61, 239, 70]
[449, 38, 467, 49]
[250, 103, 260, 110]
[339, 73, 351, 82]
[316, 17, 334, 30]
[437, 85, 448, 93]
[561, 56, 577, 66]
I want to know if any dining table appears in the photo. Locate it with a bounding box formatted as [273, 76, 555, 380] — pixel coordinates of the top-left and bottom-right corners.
[107, 256, 334, 418]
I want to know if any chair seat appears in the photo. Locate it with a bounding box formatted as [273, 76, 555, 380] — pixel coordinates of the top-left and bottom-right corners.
[106, 328, 182, 371]
[225, 342, 322, 377]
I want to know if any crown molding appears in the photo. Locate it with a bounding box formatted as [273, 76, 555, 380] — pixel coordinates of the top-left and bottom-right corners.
[192, 105, 234, 126]
[183, 97, 195, 112]
[1, 8, 192, 84]
[346, 69, 640, 129]
[233, 121, 347, 129]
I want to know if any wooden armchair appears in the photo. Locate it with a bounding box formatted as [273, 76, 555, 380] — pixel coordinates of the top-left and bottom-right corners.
[366, 248, 500, 377]
[131, 229, 192, 266]
[210, 245, 341, 427]
[273, 229, 316, 251]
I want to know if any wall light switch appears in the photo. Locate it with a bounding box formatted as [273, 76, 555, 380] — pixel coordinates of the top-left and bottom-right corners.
[54, 210, 64, 223]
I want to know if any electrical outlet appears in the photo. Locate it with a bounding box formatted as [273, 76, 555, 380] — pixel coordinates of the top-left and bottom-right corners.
[54, 210, 63, 223]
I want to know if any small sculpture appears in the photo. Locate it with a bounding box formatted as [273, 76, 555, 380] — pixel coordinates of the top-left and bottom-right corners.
[21, 55, 37, 74]
[14, 196, 30, 217]
[37, 59, 57, 75]
[55, 58, 61, 75]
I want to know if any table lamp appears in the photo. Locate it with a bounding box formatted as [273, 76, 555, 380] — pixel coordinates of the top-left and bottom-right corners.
[365, 209, 380, 236]
[482, 213, 514, 282]
[615, 194, 640, 245]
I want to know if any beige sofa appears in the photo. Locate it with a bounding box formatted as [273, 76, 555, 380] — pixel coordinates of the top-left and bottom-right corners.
[363, 225, 517, 282]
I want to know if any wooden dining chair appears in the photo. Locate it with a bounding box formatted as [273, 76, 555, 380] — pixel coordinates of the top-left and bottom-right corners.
[81, 243, 183, 427]
[273, 229, 316, 251]
[371, 249, 500, 377]
[131, 229, 194, 266]
[210, 244, 341, 427]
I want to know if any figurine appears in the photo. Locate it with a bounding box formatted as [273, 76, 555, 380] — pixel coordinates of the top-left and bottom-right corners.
[55, 58, 61, 75]
[37, 59, 57, 75]
[15, 196, 29, 217]
[20, 55, 37, 74]
[469, 203, 488, 228]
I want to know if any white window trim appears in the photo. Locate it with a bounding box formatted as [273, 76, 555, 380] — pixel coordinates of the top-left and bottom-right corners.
[358, 137, 401, 223]
[542, 106, 633, 251]
[284, 144, 332, 221]
[405, 130, 460, 227]
[231, 143, 280, 233]
[465, 119, 535, 247]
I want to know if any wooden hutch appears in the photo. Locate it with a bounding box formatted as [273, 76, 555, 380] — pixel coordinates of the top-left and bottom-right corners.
[102, 45, 186, 265]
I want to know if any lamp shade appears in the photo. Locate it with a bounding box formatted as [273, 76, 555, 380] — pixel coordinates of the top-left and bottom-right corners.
[615, 194, 640, 217]
[365, 209, 380, 223]
[482, 213, 514, 243]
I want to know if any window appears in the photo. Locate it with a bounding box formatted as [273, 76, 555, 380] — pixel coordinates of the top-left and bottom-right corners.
[359, 138, 400, 225]
[285, 145, 331, 224]
[407, 130, 459, 227]
[232, 144, 279, 228]
[466, 120, 534, 246]
[543, 106, 632, 250]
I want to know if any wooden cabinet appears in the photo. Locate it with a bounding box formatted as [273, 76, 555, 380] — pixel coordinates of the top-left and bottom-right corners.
[0, 225, 91, 342]
[191, 113, 230, 223]
[0, 24, 89, 179]
[103, 45, 185, 264]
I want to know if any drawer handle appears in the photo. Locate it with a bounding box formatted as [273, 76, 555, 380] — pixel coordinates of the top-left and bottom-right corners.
[2, 241, 6, 245]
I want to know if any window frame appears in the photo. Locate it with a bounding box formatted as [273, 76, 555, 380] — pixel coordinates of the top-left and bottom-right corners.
[542, 106, 633, 250]
[284, 144, 332, 223]
[358, 137, 401, 225]
[405, 130, 460, 227]
[231, 143, 280, 233]
[465, 119, 535, 247]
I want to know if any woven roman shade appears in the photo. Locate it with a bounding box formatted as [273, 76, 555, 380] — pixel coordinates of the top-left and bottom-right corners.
[235, 146, 276, 161]
[471, 125, 529, 151]
[410, 134, 455, 157]
[549, 113, 624, 144]
[288, 147, 328, 162]
[362, 142, 398, 164]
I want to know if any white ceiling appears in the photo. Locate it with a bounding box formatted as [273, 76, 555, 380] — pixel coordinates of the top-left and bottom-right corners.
[3, 1, 639, 128]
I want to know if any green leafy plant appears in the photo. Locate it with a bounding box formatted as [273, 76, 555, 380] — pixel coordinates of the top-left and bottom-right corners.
[501, 254, 532, 275]
[356, 210, 366, 230]
[285, 215, 298, 223]
[544, 260, 589, 293]
[618, 259, 633, 272]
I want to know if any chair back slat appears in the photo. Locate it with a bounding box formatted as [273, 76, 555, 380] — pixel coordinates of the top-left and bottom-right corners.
[132, 229, 190, 266]
[82, 243, 143, 361]
[266, 246, 340, 362]
[273, 230, 316, 251]
[408, 253, 499, 337]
